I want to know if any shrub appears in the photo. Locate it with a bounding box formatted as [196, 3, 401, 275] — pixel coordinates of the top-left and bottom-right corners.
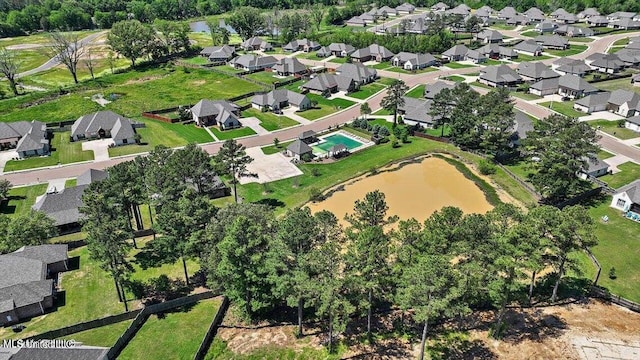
[309, 187, 324, 202]
[273, 137, 280, 148]
[397, 115, 404, 125]
[301, 153, 313, 162]
[372, 124, 380, 134]
[378, 126, 390, 137]
[311, 167, 321, 177]
[609, 267, 617, 280]
[478, 159, 497, 175]
[391, 138, 400, 148]
[617, 119, 626, 128]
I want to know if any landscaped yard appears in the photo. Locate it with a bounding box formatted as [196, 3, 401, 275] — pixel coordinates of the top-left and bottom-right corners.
[181, 56, 210, 65]
[207, 338, 342, 360]
[15, 49, 51, 72]
[594, 77, 640, 93]
[347, 82, 386, 100]
[546, 45, 588, 57]
[372, 108, 393, 115]
[119, 298, 221, 360]
[490, 23, 515, 30]
[445, 75, 466, 82]
[485, 59, 506, 66]
[600, 162, 640, 189]
[296, 52, 326, 61]
[597, 149, 615, 159]
[261, 140, 294, 155]
[4, 131, 94, 172]
[539, 101, 584, 118]
[587, 119, 639, 140]
[511, 91, 541, 101]
[0, 183, 47, 216]
[328, 57, 348, 64]
[405, 84, 425, 98]
[512, 54, 553, 62]
[242, 108, 299, 131]
[298, 94, 355, 120]
[569, 37, 594, 43]
[587, 197, 640, 303]
[210, 126, 257, 140]
[108, 119, 214, 157]
[612, 38, 629, 46]
[370, 62, 392, 70]
[444, 62, 476, 69]
[520, 30, 539, 37]
[60, 320, 132, 347]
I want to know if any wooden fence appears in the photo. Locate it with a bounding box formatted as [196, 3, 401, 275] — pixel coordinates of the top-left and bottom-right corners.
[193, 296, 230, 360]
[413, 132, 450, 143]
[26, 310, 141, 341]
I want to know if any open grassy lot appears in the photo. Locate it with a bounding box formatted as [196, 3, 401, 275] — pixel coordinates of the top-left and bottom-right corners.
[108, 120, 213, 157]
[546, 44, 588, 57]
[540, 101, 584, 118]
[347, 82, 386, 100]
[182, 56, 210, 65]
[15, 49, 51, 72]
[60, 320, 132, 347]
[520, 30, 539, 37]
[207, 338, 342, 360]
[588, 197, 640, 303]
[405, 84, 425, 98]
[0, 67, 263, 123]
[4, 131, 94, 172]
[244, 71, 293, 85]
[600, 162, 640, 189]
[587, 119, 639, 140]
[120, 298, 221, 360]
[261, 140, 294, 155]
[594, 77, 640, 93]
[210, 126, 256, 140]
[0, 30, 99, 48]
[512, 54, 553, 62]
[296, 52, 326, 61]
[444, 62, 476, 69]
[0, 183, 47, 216]
[242, 108, 299, 131]
[298, 94, 355, 120]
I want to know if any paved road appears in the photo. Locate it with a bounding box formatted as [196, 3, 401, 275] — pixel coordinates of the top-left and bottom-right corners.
[16, 31, 107, 78]
[3, 31, 640, 186]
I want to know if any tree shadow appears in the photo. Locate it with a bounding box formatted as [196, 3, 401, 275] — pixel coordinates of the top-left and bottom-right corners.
[428, 330, 497, 360]
[252, 198, 285, 208]
[132, 241, 175, 270]
[0, 195, 24, 214]
[498, 308, 568, 343]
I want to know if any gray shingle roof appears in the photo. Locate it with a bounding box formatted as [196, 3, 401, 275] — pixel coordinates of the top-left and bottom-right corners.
[608, 89, 640, 108]
[328, 43, 355, 54]
[498, 6, 517, 18]
[287, 139, 313, 155]
[476, 29, 503, 41]
[615, 179, 640, 201]
[0, 121, 48, 153]
[9, 347, 109, 360]
[514, 40, 543, 54]
[272, 57, 306, 74]
[392, 52, 436, 67]
[302, 73, 338, 92]
[578, 8, 600, 18]
[71, 111, 134, 140]
[251, 89, 309, 108]
[191, 99, 238, 119]
[76, 168, 108, 186]
[400, 97, 436, 124]
[241, 36, 271, 49]
[12, 244, 68, 265]
[0, 255, 44, 289]
[524, 7, 545, 19]
[0, 122, 21, 139]
[575, 92, 611, 107]
[479, 65, 522, 84]
[32, 185, 87, 226]
[555, 59, 591, 75]
[517, 62, 559, 80]
[512, 110, 534, 140]
[535, 35, 569, 48]
[626, 115, 640, 126]
[229, 54, 277, 69]
[336, 63, 377, 83]
[299, 130, 316, 140]
[351, 44, 394, 60]
[558, 74, 598, 92]
[201, 45, 235, 60]
[588, 53, 625, 70]
[443, 44, 470, 57]
[424, 81, 455, 99]
[283, 38, 320, 52]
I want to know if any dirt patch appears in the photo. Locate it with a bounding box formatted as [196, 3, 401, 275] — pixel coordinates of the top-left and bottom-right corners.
[124, 75, 166, 85]
[191, 80, 206, 86]
[6, 44, 45, 50]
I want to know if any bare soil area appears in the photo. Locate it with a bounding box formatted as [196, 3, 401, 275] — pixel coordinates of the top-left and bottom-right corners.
[216, 299, 640, 359]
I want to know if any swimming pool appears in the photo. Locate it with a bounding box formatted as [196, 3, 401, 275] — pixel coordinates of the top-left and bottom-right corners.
[312, 133, 365, 153]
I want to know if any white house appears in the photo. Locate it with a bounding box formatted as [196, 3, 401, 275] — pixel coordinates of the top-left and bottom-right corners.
[610, 179, 640, 213]
[625, 115, 640, 132]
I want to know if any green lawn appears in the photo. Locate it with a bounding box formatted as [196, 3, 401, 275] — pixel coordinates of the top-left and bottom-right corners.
[546, 45, 588, 57]
[4, 132, 94, 172]
[405, 84, 425, 98]
[261, 140, 294, 155]
[597, 149, 615, 159]
[384, 66, 438, 74]
[182, 56, 210, 65]
[445, 75, 466, 82]
[0, 30, 99, 48]
[504, 159, 535, 181]
[347, 83, 386, 100]
[372, 108, 392, 115]
[210, 126, 257, 140]
[485, 59, 506, 66]
[472, 81, 494, 90]
[0, 183, 47, 216]
[120, 298, 221, 360]
[539, 101, 584, 118]
[245, 71, 293, 85]
[587, 119, 639, 140]
[207, 338, 343, 360]
[242, 108, 299, 131]
[108, 120, 214, 157]
[296, 52, 326, 61]
[520, 30, 539, 38]
[423, 124, 451, 137]
[587, 198, 640, 303]
[490, 24, 515, 30]
[594, 77, 640, 93]
[15, 49, 51, 71]
[60, 320, 132, 347]
[65, 178, 77, 187]
[612, 38, 629, 46]
[512, 54, 553, 62]
[600, 162, 640, 189]
[298, 94, 355, 120]
[370, 62, 391, 70]
[378, 77, 399, 86]
[328, 57, 348, 64]
[444, 62, 476, 69]
[569, 37, 595, 43]
[511, 91, 541, 101]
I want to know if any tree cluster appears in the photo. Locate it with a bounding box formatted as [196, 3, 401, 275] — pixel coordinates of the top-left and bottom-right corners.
[0, 211, 58, 254]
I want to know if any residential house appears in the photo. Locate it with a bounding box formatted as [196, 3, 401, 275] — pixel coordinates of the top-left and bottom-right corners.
[396, 2, 416, 14]
[474, 6, 494, 22]
[574, 92, 611, 113]
[336, 63, 378, 85]
[391, 52, 438, 70]
[398, 97, 438, 127]
[200, 45, 235, 62]
[477, 44, 518, 60]
[316, 46, 331, 57]
[447, 4, 471, 17]
[406, 18, 429, 34]
[475, 29, 503, 43]
[442, 44, 471, 61]
[529, 74, 597, 98]
[272, 58, 307, 76]
[612, 18, 640, 30]
[586, 16, 609, 27]
[478, 64, 523, 88]
[350, 44, 394, 62]
[497, 6, 517, 20]
[516, 62, 559, 82]
[378, 6, 398, 17]
[616, 48, 640, 66]
[431, 2, 449, 12]
[577, 8, 600, 20]
[0, 244, 69, 326]
[580, 156, 610, 179]
[0, 121, 50, 159]
[585, 53, 625, 73]
[241, 36, 272, 51]
[424, 81, 455, 99]
[555, 25, 594, 37]
[607, 89, 640, 117]
[506, 14, 529, 26]
[514, 40, 544, 56]
[346, 16, 367, 27]
[610, 179, 640, 212]
[553, 10, 578, 24]
[625, 115, 640, 132]
[633, 73, 640, 86]
[286, 139, 313, 160]
[535, 21, 558, 33]
[552, 58, 591, 76]
[327, 43, 355, 57]
[301, 73, 356, 95]
[229, 54, 277, 71]
[550, 8, 570, 19]
[298, 130, 317, 143]
[510, 110, 535, 146]
[535, 35, 569, 49]
[190, 99, 241, 128]
[524, 7, 546, 23]
[283, 38, 321, 52]
[465, 50, 487, 64]
[70, 111, 136, 145]
[251, 89, 311, 112]
[606, 12, 636, 22]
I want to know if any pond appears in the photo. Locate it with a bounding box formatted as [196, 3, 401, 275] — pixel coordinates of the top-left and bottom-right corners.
[189, 20, 237, 34]
[307, 156, 493, 224]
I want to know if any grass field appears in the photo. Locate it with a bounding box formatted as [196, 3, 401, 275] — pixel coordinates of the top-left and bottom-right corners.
[597, 149, 615, 159]
[405, 84, 425, 98]
[540, 101, 584, 118]
[546, 44, 588, 57]
[0, 183, 47, 216]
[444, 62, 476, 69]
[372, 108, 393, 115]
[600, 162, 640, 189]
[587, 119, 639, 140]
[60, 320, 132, 347]
[594, 77, 640, 93]
[512, 54, 553, 62]
[210, 126, 256, 140]
[242, 108, 299, 131]
[182, 56, 210, 65]
[445, 75, 466, 82]
[120, 298, 221, 360]
[245, 71, 293, 85]
[328, 57, 348, 64]
[511, 91, 541, 101]
[569, 37, 594, 43]
[298, 94, 355, 120]
[520, 30, 539, 37]
[384, 66, 438, 74]
[588, 197, 640, 303]
[261, 140, 294, 155]
[347, 83, 386, 100]
[207, 338, 342, 360]
[0, 30, 99, 48]
[15, 49, 51, 71]
[4, 132, 94, 172]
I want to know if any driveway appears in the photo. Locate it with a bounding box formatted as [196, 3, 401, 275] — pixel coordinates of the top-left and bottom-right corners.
[239, 147, 302, 184]
[82, 139, 113, 162]
[241, 117, 270, 135]
[579, 112, 624, 122]
[0, 150, 18, 174]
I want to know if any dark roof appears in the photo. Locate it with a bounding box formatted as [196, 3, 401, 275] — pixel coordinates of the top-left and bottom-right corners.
[514, 40, 543, 54]
[71, 111, 134, 141]
[191, 99, 239, 119]
[479, 65, 523, 84]
[76, 169, 108, 186]
[424, 81, 455, 99]
[626, 115, 640, 126]
[299, 130, 316, 140]
[575, 92, 611, 107]
[230, 54, 277, 68]
[351, 44, 394, 59]
[251, 89, 309, 108]
[336, 63, 377, 83]
[443, 44, 470, 57]
[516, 62, 558, 79]
[329, 144, 347, 153]
[399, 97, 437, 124]
[287, 139, 313, 155]
[615, 180, 640, 201]
[9, 348, 109, 360]
[272, 57, 306, 74]
[32, 185, 88, 226]
[512, 111, 534, 140]
[11, 244, 68, 265]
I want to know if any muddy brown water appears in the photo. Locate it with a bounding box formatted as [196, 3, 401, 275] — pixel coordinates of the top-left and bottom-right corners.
[307, 157, 493, 223]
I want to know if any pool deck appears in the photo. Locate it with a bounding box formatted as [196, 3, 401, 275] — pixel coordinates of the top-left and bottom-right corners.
[312, 130, 374, 157]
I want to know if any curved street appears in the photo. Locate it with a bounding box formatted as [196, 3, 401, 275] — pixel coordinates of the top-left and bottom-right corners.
[2, 30, 640, 186]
